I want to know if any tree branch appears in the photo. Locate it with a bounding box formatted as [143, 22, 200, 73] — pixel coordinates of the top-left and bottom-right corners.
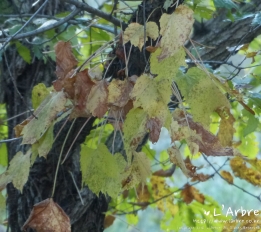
[0, 8, 81, 43]
[0, 0, 49, 51]
[64, 0, 127, 28]
[188, 0, 261, 67]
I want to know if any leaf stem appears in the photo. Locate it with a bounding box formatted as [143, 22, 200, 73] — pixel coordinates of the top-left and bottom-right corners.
[51, 118, 76, 198]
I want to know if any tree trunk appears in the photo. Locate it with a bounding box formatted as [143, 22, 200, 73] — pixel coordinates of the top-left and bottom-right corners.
[188, 0, 261, 66]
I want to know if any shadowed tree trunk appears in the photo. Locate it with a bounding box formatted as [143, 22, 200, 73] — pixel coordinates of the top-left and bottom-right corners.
[0, 0, 260, 231]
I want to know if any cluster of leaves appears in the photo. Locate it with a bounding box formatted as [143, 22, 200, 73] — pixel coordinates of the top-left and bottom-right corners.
[1, 0, 261, 231]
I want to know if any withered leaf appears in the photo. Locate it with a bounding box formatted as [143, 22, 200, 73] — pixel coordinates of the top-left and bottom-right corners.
[181, 184, 205, 204]
[104, 215, 116, 229]
[108, 79, 133, 108]
[220, 170, 234, 184]
[22, 198, 71, 232]
[153, 164, 176, 177]
[173, 109, 234, 157]
[146, 117, 162, 143]
[87, 80, 109, 118]
[108, 100, 133, 130]
[55, 41, 78, 79]
[70, 69, 95, 118]
[168, 146, 190, 177]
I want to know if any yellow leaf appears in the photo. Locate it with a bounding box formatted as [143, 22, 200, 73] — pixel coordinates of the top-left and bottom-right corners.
[123, 22, 159, 50]
[130, 74, 171, 117]
[80, 143, 126, 198]
[158, 5, 194, 61]
[151, 176, 176, 214]
[150, 47, 186, 81]
[122, 152, 151, 190]
[230, 157, 261, 186]
[32, 83, 52, 109]
[107, 79, 133, 108]
[123, 108, 148, 162]
[216, 107, 235, 146]
[176, 68, 231, 127]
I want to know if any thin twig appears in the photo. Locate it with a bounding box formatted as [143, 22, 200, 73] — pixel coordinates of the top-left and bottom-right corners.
[0, 137, 22, 144]
[0, 0, 49, 51]
[51, 118, 76, 197]
[61, 117, 92, 164]
[202, 154, 261, 202]
[0, 8, 81, 43]
[69, 171, 84, 205]
[64, 0, 126, 28]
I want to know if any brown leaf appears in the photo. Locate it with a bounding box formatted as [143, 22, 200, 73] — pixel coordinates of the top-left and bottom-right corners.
[153, 164, 176, 177]
[55, 41, 78, 80]
[184, 157, 210, 182]
[87, 80, 109, 118]
[168, 146, 190, 177]
[146, 117, 162, 143]
[181, 184, 205, 204]
[14, 118, 31, 137]
[108, 101, 133, 130]
[70, 69, 95, 118]
[146, 46, 158, 53]
[191, 173, 210, 182]
[22, 198, 71, 232]
[220, 170, 233, 184]
[104, 215, 116, 229]
[173, 109, 234, 157]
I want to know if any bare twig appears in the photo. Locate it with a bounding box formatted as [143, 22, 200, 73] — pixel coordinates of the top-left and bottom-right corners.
[0, 0, 49, 51]
[0, 8, 81, 43]
[202, 154, 261, 202]
[64, 0, 127, 28]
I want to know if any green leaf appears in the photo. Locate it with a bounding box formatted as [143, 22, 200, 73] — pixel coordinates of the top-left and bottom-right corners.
[176, 67, 231, 127]
[126, 214, 139, 225]
[14, 41, 31, 64]
[80, 143, 126, 198]
[150, 48, 186, 81]
[21, 91, 67, 144]
[249, 92, 261, 109]
[243, 114, 259, 137]
[163, 0, 174, 10]
[8, 150, 30, 192]
[32, 83, 51, 109]
[237, 133, 259, 158]
[31, 124, 54, 159]
[123, 108, 148, 162]
[0, 144, 7, 167]
[213, 0, 239, 10]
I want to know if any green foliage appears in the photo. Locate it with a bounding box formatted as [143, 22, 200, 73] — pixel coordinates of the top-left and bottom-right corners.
[14, 41, 31, 64]
[80, 143, 126, 198]
[175, 67, 230, 127]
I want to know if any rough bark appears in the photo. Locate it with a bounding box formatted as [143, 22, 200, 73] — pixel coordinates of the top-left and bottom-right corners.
[188, 0, 261, 67]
